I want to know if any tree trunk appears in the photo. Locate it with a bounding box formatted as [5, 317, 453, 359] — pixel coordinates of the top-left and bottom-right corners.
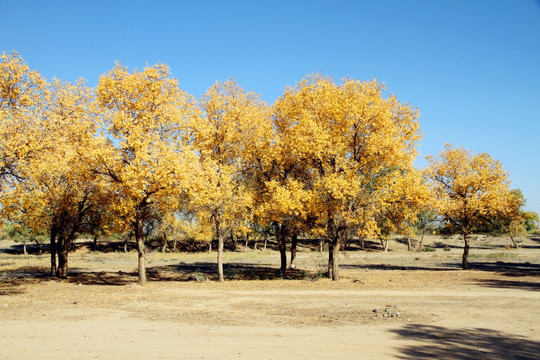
[462, 234, 470, 270]
[274, 222, 287, 274]
[327, 237, 340, 281]
[319, 238, 324, 253]
[208, 240, 212, 253]
[289, 233, 298, 269]
[23, 241, 27, 255]
[50, 228, 57, 276]
[379, 238, 389, 252]
[263, 234, 267, 252]
[123, 235, 128, 253]
[93, 234, 98, 251]
[173, 239, 178, 252]
[161, 234, 168, 253]
[135, 220, 147, 285]
[361, 238, 365, 251]
[407, 237, 411, 251]
[244, 233, 249, 253]
[510, 236, 518, 249]
[216, 216, 224, 282]
[34, 237, 43, 255]
[419, 229, 425, 248]
[56, 235, 69, 278]
[230, 229, 237, 252]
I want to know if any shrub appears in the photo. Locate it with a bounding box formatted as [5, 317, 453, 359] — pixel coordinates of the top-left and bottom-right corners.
[416, 246, 436, 252]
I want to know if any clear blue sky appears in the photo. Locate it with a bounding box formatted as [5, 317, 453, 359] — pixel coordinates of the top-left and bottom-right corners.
[1, 0, 539, 214]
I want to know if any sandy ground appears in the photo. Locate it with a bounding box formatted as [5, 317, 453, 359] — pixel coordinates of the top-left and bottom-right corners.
[1, 235, 539, 359]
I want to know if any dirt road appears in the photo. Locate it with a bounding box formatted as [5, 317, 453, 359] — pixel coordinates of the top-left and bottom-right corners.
[1, 235, 539, 359]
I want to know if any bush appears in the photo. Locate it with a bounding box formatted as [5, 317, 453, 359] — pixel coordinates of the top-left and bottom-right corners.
[416, 246, 436, 252]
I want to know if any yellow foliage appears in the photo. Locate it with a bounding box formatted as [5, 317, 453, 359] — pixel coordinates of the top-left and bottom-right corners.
[96, 62, 198, 227]
[425, 144, 511, 237]
[187, 79, 270, 233]
[272, 74, 421, 240]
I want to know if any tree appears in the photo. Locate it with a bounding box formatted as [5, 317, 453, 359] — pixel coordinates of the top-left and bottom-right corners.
[186, 79, 270, 281]
[492, 189, 539, 248]
[273, 75, 421, 280]
[0, 51, 46, 199]
[376, 168, 431, 251]
[4, 78, 108, 277]
[96, 63, 197, 285]
[415, 208, 438, 248]
[425, 144, 511, 269]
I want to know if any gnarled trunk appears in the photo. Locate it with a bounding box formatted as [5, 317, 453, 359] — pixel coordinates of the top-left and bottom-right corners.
[379, 237, 389, 252]
[34, 237, 43, 255]
[161, 234, 168, 253]
[327, 237, 340, 281]
[135, 219, 147, 285]
[274, 222, 287, 274]
[50, 227, 57, 276]
[462, 234, 470, 270]
[289, 233, 298, 269]
[510, 236, 518, 249]
[56, 233, 74, 279]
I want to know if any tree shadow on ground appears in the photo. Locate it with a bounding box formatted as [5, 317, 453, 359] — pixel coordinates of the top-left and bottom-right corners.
[342, 261, 540, 276]
[0, 266, 49, 295]
[468, 261, 540, 277]
[161, 262, 311, 281]
[0, 243, 45, 255]
[391, 324, 540, 360]
[341, 263, 460, 271]
[474, 279, 540, 291]
[35, 262, 314, 286]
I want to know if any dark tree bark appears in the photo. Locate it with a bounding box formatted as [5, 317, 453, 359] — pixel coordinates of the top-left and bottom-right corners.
[56, 232, 75, 279]
[462, 234, 470, 270]
[34, 237, 43, 255]
[289, 233, 298, 269]
[93, 234, 98, 251]
[327, 237, 340, 281]
[50, 227, 57, 276]
[56, 237, 68, 278]
[274, 222, 287, 274]
[230, 229, 237, 252]
[327, 215, 346, 281]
